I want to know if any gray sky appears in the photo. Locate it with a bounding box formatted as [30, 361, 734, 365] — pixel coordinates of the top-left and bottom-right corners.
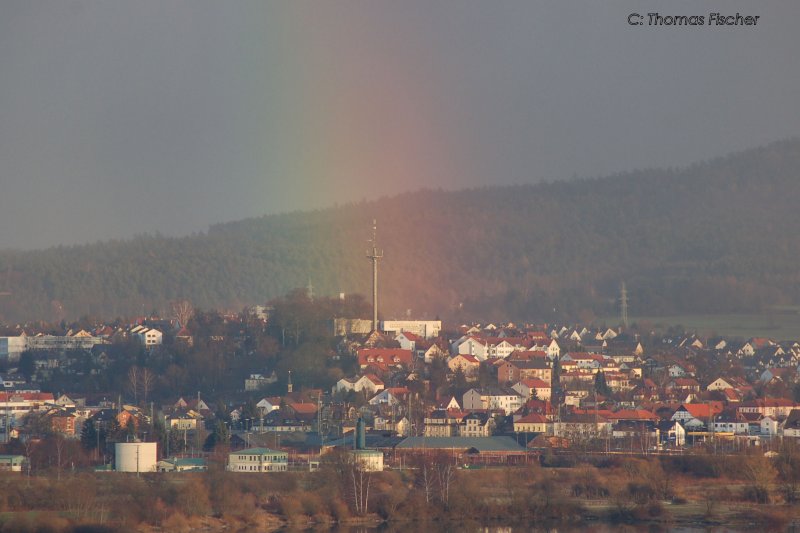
[1, 1, 798, 249]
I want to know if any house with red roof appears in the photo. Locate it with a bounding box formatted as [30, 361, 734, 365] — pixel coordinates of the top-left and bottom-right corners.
[498, 358, 552, 384]
[667, 378, 701, 393]
[368, 387, 411, 406]
[760, 367, 797, 385]
[284, 401, 318, 422]
[513, 413, 549, 433]
[670, 403, 723, 429]
[447, 354, 480, 378]
[605, 409, 659, 423]
[357, 348, 413, 372]
[738, 398, 799, 419]
[395, 331, 423, 351]
[508, 350, 548, 361]
[511, 378, 552, 401]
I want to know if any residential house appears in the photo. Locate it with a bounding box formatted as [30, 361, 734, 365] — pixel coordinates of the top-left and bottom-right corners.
[284, 401, 318, 424]
[373, 415, 410, 436]
[461, 412, 495, 437]
[553, 413, 612, 441]
[420, 342, 446, 363]
[657, 420, 686, 447]
[671, 403, 722, 430]
[462, 387, 523, 415]
[395, 332, 422, 351]
[333, 374, 385, 396]
[513, 413, 548, 433]
[357, 349, 413, 372]
[511, 378, 552, 401]
[368, 387, 410, 407]
[47, 410, 77, 437]
[245, 372, 277, 392]
[761, 416, 779, 437]
[175, 327, 194, 347]
[166, 409, 203, 431]
[447, 354, 480, 378]
[782, 410, 800, 438]
[132, 327, 163, 348]
[667, 378, 701, 394]
[711, 410, 749, 435]
[497, 359, 552, 385]
[0, 391, 55, 426]
[760, 367, 797, 384]
[256, 397, 281, 416]
[423, 409, 465, 437]
[738, 398, 798, 419]
[667, 364, 690, 378]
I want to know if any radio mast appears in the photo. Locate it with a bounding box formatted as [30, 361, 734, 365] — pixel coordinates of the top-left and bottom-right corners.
[366, 220, 383, 332]
[620, 281, 629, 329]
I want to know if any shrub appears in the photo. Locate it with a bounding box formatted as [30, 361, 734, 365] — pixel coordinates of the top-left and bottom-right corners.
[278, 492, 306, 522]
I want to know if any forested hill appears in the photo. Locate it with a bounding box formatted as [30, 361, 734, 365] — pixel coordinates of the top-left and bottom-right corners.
[2, 138, 800, 324]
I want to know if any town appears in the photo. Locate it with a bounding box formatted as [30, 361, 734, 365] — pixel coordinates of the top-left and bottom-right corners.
[1, 289, 800, 529]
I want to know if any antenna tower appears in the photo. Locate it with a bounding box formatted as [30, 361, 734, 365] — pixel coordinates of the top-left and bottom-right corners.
[620, 281, 629, 329]
[366, 219, 383, 332]
[306, 278, 314, 301]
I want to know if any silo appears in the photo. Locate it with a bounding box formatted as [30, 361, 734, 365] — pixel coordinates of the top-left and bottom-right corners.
[114, 442, 157, 473]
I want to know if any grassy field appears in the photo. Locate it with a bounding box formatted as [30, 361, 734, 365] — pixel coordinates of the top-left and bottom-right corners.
[598, 307, 800, 340]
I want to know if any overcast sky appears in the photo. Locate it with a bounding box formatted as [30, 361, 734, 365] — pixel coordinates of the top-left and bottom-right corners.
[1, 1, 798, 249]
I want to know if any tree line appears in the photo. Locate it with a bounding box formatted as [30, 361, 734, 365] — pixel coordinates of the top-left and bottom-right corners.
[1, 138, 800, 324]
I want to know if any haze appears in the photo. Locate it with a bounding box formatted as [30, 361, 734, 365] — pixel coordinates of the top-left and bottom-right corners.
[0, 1, 798, 250]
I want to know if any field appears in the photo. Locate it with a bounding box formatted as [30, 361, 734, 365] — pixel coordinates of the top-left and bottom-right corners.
[599, 307, 800, 340]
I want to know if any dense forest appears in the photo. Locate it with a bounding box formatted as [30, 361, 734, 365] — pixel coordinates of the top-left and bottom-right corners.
[1, 138, 800, 324]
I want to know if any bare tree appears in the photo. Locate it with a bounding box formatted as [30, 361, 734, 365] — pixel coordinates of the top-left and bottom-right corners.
[741, 455, 777, 504]
[127, 366, 140, 405]
[53, 433, 66, 481]
[172, 300, 194, 328]
[350, 465, 372, 515]
[139, 367, 156, 407]
[322, 448, 373, 515]
[436, 461, 455, 506]
[416, 456, 434, 504]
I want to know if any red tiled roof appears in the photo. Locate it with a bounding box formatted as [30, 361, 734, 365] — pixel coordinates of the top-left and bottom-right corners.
[0, 392, 54, 402]
[516, 413, 548, 424]
[452, 354, 480, 364]
[519, 378, 551, 389]
[510, 350, 548, 360]
[287, 402, 318, 414]
[607, 409, 658, 421]
[364, 374, 385, 385]
[357, 348, 414, 370]
[679, 403, 722, 419]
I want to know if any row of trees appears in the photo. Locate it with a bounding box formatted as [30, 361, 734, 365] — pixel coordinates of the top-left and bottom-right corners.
[0, 443, 799, 530]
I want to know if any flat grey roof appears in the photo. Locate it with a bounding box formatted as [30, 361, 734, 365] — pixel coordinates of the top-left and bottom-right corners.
[395, 436, 525, 452]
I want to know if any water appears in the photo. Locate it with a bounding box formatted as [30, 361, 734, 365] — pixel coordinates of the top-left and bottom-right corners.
[275, 522, 769, 533]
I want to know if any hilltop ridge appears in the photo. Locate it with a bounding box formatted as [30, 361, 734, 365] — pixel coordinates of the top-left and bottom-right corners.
[2, 138, 800, 323]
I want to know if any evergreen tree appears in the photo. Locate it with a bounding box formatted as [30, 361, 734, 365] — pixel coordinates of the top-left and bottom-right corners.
[18, 351, 35, 382]
[80, 419, 98, 451]
[594, 371, 611, 396]
[204, 420, 230, 451]
[125, 417, 137, 440]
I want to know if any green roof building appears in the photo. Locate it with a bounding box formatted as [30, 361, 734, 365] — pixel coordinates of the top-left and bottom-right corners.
[228, 447, 288, 473]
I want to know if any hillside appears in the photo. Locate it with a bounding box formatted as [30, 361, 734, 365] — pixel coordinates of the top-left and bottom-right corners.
[2, 138, 800, 324]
